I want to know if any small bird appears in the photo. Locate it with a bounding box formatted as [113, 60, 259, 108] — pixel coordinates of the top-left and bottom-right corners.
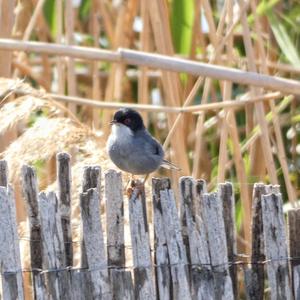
[106, 108, 180, 178]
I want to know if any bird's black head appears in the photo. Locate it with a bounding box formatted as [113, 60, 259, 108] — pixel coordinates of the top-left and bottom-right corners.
[111, 108, 145, 132]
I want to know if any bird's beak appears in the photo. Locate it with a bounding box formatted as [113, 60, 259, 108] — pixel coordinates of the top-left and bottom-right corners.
[110, 120, 117, 125]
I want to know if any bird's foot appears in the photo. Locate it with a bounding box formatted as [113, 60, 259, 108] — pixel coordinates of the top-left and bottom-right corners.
[126, 179, 144, 199]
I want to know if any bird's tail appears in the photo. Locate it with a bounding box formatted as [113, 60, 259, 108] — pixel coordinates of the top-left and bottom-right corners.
[161, 159, 181, 171]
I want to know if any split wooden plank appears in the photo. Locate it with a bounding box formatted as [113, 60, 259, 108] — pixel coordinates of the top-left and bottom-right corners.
[56, 152, 73, 267]
[38, 192, 72, 299]
[152, 178, 172, 300]
[287, 208, 300, 299]
[245, 183, 280, 299]
[0, 186, 24, 299]
[110, 269, 134, 300]
[0, 160, 8, 186]
[21, 165, 44, 298]
[218, 182, 238, 298]
[201, 192, 234, 299]
[160, 188, 191, 299]
[180, 177, 214, 299]
[245, 183, 267, 299]
[80, 188, 111, 299]
[128, 183, 155, 300]
[105, 169, 133, 300]
[105, 170, 125, 267]
[262, 193, 291, 299]
[78, 166, 105, 300]
[82, 165, 101, 194]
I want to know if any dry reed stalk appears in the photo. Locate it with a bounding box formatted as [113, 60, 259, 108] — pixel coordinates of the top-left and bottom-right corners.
[239, 0, 278, 185]
[202, 0, 251, 251]
[192, 112, 205, 178]
[33, 5, 52, 90]
[56, 0, 65, 95]
[2, 39, 300, 95]
[241, 96, 293, 154]
[201, 0, 218, 46]
[250, 1, 297, 204]
[217, 0, 233, 183]
[13, 0, 46, 79]
[192, 0, 228, 180]
[149, 0, 189, 176]
[12, 0, 32, 38]
[44, 91, 282, 113]
[65, 0, 76, 113]
[91, 0, 101, 128]
[0, 0, 16, 156]
[0, 0, 14, 77]
[138, 0, 151, 125]
[183, 0, 201, 98]
[102, 0, 138, 136]
[162, 0, 250, 151]
[98, 0, 115, 46]
[226, 109, 251, 250]
[12, 60, 49, 89]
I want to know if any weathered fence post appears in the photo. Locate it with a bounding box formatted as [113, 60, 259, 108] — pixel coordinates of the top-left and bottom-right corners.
[21, 165, 44, 299]
[0, 159, 8, 186]
[38, 192, 72, 299]
[80, 165, 102, 276]
[244, 183, 268, 300]
[0, 186, 24, 299]
[57, 152, 73, 267]
[128, 182, 155, 299]
[82, 165, 101, 194]
[201, 192, 234, 299]
[160, 186, 191, 300]
[80, 188, 111, 299]
[288, 208, 300, 299]
[105, 170, 133, 300]
[218, 182, 238, 298]
[262, 193, 292, 300]
[179, 177, 213, 299]
[152, 178, 172, 300]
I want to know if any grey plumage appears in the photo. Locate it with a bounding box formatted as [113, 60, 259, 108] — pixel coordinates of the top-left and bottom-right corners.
[106, 108, 180, 175]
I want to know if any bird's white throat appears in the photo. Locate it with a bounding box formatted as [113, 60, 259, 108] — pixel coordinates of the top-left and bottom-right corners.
[111, 123, 133, 142]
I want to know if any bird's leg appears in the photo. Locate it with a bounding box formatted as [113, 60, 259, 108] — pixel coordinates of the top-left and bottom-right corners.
[126, 175, 144, 199]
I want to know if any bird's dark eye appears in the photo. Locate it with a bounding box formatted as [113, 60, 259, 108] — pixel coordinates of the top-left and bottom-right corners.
[124, 118, 131, 125]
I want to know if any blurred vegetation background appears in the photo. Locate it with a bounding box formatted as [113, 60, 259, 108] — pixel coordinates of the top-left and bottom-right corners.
[0, 0, 299, 257]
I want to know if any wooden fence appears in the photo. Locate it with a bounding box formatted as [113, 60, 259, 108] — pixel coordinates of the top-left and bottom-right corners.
[0, 152, 299, 299]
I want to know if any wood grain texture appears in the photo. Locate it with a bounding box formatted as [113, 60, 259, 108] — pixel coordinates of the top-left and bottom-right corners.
[0, 186, 24, 299]
[201, 192, 234, 299]
[180, 177, 213, 299]
[218, 182, 237, 298]
[82, 165, 101, 195]
[104, 169, 125, 267]
[152, 177, 172, 300]
[0, 159, 8, 186]
[57, 152, 73, 267]
[21, 165, 44, 298]
[128, 183, 155, 300]
[80, 188, 111, 299]
[262, 193, 291, 300]
[38, 191, 72, 299]
[288, 208, 300, 299]
[160, 188, 191, 300]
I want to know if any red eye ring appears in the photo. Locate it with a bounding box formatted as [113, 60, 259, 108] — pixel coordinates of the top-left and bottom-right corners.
[124, 118, 131, 125]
